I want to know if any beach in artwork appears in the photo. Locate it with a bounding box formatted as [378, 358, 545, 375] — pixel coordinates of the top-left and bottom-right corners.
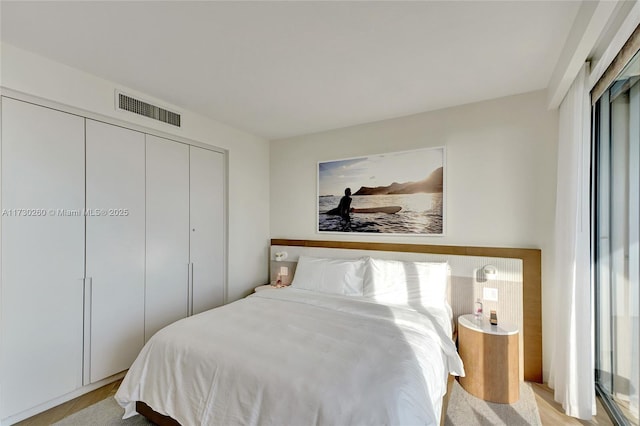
[318, 148, 444, 234]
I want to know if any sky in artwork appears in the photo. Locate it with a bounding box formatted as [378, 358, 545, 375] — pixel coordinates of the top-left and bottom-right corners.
[318, 148, 443, 196]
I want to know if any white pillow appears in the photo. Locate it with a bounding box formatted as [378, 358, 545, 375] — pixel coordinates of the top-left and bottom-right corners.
[291, 256, 366, 296]
[363, 257, 449, 309]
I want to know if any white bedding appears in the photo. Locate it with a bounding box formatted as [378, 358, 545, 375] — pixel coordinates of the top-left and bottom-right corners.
[115, 288, 464, 426]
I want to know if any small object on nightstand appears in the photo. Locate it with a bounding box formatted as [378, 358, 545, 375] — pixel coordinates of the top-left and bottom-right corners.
[474, 298, 483, 318]
[490, 310, 498, 325]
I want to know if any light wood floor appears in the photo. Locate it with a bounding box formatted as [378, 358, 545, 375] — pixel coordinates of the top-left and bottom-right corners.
[531, 383, 614, 425]
[17, 380, 614, 426]
[15, 379, 122, 426]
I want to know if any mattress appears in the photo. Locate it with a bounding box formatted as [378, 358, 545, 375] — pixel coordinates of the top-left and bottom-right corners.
[115, 288, 464, 425]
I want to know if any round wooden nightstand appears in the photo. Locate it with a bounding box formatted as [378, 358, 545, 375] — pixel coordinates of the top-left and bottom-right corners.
[457, 314, 519, 403]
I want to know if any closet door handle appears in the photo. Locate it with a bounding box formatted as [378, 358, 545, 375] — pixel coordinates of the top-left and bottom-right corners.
[191, 263, 195, 315]
[82, 277, 92, 386]
[188, 263, 194, 316]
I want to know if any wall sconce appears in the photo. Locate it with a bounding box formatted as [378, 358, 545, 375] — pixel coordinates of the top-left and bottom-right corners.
[274, 251, 288, 262]
[483, 265, 497, 280]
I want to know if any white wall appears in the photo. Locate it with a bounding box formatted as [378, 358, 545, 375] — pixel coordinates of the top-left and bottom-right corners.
[270, 90, 558, 380]
[0, 42, 270, 301]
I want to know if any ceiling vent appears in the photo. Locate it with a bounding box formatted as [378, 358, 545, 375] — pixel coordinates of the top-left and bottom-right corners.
[116, 92, 181, 127]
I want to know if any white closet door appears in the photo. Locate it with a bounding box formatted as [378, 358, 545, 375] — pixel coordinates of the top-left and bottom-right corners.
[0, 98, 85, 418]
[145, 135, 189, 341]
[189, 146, 225, 314]
[86, 120, 145, 383]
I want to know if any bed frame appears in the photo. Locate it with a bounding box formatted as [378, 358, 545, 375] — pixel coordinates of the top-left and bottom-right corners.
[134, 239, 542, 425]
[136, 401, 180, 426]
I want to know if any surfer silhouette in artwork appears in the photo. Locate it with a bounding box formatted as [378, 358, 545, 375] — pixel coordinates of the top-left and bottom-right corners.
[327, 187, 354, 229]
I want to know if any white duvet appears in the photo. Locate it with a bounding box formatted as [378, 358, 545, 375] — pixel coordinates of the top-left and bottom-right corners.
[115, 288, 464, 426]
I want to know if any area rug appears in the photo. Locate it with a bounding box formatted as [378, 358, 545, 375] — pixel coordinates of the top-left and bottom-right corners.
[55, 381, 541, 425]
[445, 380, 542, 426]
[53, 398, 151, 425]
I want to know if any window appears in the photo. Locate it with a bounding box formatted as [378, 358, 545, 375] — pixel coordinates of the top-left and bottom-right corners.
[593, 50, 640, 425]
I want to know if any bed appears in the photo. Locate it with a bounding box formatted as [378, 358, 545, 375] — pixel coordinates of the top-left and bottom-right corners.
[115, 255, 464, 425]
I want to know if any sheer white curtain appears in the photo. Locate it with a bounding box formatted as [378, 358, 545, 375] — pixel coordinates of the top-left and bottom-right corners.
[549, 62, 596, 420]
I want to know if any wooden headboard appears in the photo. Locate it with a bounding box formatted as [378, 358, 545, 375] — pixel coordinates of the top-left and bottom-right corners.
[271, 238, 542, 383]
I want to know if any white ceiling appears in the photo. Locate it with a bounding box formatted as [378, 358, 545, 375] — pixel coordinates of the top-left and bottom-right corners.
[0, 1, 580, 140]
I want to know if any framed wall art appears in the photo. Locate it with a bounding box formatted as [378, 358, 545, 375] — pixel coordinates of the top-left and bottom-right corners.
[317, 147, 445, 235]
